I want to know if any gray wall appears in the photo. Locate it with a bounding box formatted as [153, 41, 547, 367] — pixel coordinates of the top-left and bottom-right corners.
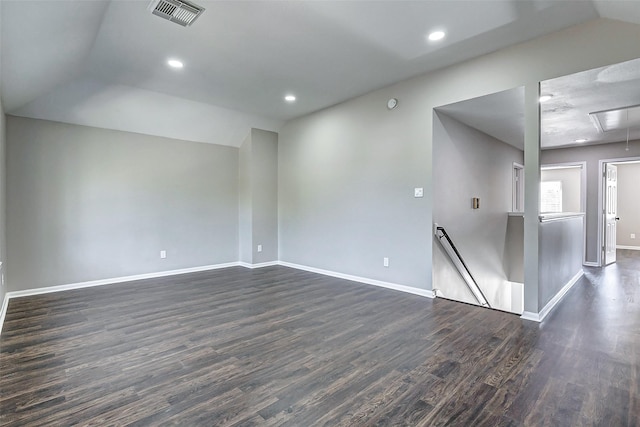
[7, 117, 239, 291]
[0, 0, 6, 305]
[250, 129, 278, 264]
[278, 93, 430, 288]
[505, 215, 524, 283]
[539, 216, 584, 308]
[541, 167, 582, 213]
[239, 129, 278, 264]
[541, 139, 640, 263]
[278, 19, 640, 303]
[433, 112, 524, 311]
[239, 132, 253, 263]
[0, 96, 6, 304]
[3, 19, 640, 318]
[616, 162, 640, 247]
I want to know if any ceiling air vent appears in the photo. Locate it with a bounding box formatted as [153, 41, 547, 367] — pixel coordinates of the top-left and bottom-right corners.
[149, 0, 205, 27]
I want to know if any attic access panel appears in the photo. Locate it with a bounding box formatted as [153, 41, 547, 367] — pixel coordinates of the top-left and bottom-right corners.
[590, 104, 640, 133]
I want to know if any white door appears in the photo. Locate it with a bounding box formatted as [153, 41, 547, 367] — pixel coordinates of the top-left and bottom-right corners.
[604, 163, 618, 265]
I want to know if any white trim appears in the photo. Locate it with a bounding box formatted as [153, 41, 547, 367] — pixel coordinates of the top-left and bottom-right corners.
[238, 261, 279, 269]
[583, 261, 599, 267]
[0, 262, 254, 336]
[5, 262, 242, 300]
[617, 245, 640, 251]
[0, 294, 9, 335]
[512, 162, 524, 213]
[538, 212, 584, 222]
[0, 260, 435, 335]
[277, 261, 435, 298]
[597, 160, 604, 267]
[520, 269, 584, 323]
[520, 311, 542, 322]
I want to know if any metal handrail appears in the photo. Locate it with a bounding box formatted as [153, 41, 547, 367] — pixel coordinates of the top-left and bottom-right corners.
[435, 226, 491, 308]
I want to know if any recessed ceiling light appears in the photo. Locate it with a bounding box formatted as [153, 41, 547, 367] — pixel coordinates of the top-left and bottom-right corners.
[574, 138, 588, 143]
[539, 94, 553, 102]
[285, 95, 296, 102]
[167, 59, 184, 69]
[428, 31, 445, 41]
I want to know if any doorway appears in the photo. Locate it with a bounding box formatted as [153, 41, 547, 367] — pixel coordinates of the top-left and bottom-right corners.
[432, 86, 525, 314]
[599, 158, 640, 266]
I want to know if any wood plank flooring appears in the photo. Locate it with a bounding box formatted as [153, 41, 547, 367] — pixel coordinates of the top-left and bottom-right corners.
[1, 251, 639, 426]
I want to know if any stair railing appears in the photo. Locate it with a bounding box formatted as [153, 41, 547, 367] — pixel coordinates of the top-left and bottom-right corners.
[435, 225, 491, 308]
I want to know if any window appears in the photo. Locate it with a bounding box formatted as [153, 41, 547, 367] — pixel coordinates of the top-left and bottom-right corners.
[540, 181, 562, 213]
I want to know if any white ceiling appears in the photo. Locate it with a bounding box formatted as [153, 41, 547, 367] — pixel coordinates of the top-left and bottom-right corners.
[541, 58, 640, 149]
[2, 0, 639, 147]
[437, 57, 640, 151]
[436, 87, 525, 150]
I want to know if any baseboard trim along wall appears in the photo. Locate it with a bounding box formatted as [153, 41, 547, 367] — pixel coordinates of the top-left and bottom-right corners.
[520, 270, 584, 323]
[5, 262, 241, 300]
[0, 295, 9, 337]
[0, 262, 240, 335]
[278, 261, 435, 298]
[238, 261, 279, 269]
[0, 260, 433, 335]
[616, 245, 640, 251]
[583, 261, 599, 267]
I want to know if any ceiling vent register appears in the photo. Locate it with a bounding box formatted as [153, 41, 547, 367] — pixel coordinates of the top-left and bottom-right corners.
[149, 0, 205, 27]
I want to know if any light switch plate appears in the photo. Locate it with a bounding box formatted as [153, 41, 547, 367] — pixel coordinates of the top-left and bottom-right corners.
[414, 188, 424, 198]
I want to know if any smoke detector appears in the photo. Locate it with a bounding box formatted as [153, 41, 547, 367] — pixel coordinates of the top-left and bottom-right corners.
[149, 0, 205, 27]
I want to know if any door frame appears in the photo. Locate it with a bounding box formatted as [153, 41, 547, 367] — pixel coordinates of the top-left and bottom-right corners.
[512, 162, 524, 213]
[603, 163, 618, 265]
[597, 156, 640, 266]
[541, 161, 587, 264]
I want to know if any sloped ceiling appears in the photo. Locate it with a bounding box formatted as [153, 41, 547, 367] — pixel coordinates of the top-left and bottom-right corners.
[2, 0, 638, 147]
[436, 87, 525, 150]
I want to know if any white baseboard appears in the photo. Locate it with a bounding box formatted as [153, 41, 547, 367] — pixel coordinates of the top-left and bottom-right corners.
[520, 311, 542, 322]
[238, 261, 279, 269]
[0, 259, 433, 336]
[0, 293, 9, 335]
[616, 245, 640, 251]
[583, 261, 599, 267]
[5, 262, 242, 300]
[0, 262, 243, 336]
[277, 261, 435, 298]
[520, 269, 584, 323]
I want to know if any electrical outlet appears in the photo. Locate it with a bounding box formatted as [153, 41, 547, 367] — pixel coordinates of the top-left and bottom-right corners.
[632, 233, 636, 239]
[160, 250, 167, 259]
[257, 244, 263, 252]
[414, 188, 424, 198]
[383, 257, 389, 267]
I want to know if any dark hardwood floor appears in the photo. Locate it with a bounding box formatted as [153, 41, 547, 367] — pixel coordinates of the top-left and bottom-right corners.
[1, 251, 639, 426]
